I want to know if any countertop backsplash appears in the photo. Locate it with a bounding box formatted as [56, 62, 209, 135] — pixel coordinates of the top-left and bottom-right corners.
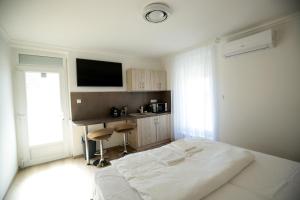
[70, 91, 171, 121]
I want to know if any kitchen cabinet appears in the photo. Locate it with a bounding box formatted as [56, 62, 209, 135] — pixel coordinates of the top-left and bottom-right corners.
[139, 116, 157, 146]
[127, 68, 166, 91]
[126, 69, 151, 91]
[156, 114, 171, 141]
[151, 70, 166, 91]
[128, 114, 171, 150]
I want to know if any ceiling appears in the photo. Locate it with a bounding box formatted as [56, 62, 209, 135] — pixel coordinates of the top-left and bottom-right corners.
[0, 0, 299, 58]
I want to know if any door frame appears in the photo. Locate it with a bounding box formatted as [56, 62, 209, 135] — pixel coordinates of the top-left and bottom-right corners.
[13, 48, 72, 168]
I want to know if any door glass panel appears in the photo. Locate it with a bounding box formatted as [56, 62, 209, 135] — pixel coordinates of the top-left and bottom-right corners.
[25, 72, 63, 146]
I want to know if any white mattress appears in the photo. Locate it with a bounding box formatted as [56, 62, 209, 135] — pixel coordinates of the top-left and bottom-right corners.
[204, 150, 300, 200]
[94, 140, 300, 200]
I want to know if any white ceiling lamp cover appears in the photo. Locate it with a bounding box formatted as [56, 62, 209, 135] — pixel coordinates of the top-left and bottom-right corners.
[143, 3, 171, 23]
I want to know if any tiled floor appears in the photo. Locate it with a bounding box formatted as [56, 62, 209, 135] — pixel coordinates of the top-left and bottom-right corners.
[4, 146, 135, 200]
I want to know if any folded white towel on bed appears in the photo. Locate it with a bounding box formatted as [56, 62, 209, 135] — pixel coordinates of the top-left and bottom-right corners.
[168, 139, 204, 157]
[185, 146, 203, 157]
[171, 139, 197, 152]
[148, 146, 185, 166]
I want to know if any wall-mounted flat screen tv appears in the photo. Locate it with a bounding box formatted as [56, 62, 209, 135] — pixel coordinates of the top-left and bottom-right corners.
[76, 58, 123, 87]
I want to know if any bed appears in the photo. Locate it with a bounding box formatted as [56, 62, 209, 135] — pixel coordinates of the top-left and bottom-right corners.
[93, 138, 300, 200]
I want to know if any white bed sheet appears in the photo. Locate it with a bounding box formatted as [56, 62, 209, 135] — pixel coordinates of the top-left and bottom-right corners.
[227, 150, 300, 200]
[203, 150, 300, 200]
[94, 139, 300, 200]
[94, 167, 142, 200]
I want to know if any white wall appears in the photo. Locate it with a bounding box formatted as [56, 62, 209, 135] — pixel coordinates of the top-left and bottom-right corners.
[217, 17, 300, 161]
[0, 32, 18, 198]
[163, 16, 300, 161]
[68, 50, 162, 156]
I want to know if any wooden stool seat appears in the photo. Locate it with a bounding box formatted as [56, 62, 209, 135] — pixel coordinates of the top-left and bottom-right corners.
[87, 128, 114, 168]
[114, 123, 136, 156]
[88, 128, 114, 141]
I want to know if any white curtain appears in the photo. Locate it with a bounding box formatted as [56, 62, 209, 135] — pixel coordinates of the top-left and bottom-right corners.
[169, 45, 217, 140]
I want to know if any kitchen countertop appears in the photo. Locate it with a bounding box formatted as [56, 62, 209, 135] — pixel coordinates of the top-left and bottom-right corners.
[72, 112, 171, 126]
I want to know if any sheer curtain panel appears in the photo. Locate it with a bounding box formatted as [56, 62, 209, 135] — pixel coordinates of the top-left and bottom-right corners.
[169, 45, 217, 140]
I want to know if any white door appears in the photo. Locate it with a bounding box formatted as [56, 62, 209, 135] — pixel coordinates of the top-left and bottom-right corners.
[16, 66, 70, 167]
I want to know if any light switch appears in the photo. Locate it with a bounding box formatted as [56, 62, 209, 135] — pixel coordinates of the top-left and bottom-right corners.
[76, 99, 82, 104]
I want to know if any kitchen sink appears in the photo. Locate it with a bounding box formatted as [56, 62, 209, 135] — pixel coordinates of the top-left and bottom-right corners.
[129, 112, 156, 117]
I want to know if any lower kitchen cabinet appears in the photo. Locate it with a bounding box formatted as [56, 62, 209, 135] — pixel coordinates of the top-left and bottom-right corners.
[128, 114, 171, 150]
[156, 114, 171, 141]
[139, 116, 157, 146]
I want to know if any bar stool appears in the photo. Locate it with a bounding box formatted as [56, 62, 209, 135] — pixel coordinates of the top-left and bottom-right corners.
[87, 128, 114, 167]
[114, 123, 136, 156]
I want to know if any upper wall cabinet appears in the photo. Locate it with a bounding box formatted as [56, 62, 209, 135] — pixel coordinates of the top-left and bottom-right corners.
[127, 69, 151, 91]
[151, 70, 166, 91]
[127, 68, 167, 91]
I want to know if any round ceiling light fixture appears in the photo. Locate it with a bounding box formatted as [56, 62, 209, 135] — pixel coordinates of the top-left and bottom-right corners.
[143, 3, 171, 23]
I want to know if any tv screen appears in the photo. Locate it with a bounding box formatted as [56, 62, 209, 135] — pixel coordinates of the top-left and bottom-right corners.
[76, 58, 123, 87]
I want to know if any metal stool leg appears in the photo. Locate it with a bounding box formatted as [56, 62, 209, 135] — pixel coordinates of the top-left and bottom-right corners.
[121, 132, 128, 156]
[97, 140, 110, 168]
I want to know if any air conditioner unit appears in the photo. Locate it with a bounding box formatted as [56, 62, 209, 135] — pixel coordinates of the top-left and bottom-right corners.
[223, 29, 274, 57]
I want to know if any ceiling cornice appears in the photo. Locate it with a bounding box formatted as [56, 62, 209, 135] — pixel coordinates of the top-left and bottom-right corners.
[9, 39, 160, 61]
[223, 11, 300, 41]
[160, 11, 300, 61]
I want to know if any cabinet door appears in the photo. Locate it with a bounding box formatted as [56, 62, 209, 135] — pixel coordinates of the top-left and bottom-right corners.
[138, 69, 146, 90]
[127, 120, 138, 150]
[127, 69, 138, 91]
[144, 70, 151, 90]
[136, 69, 145, 90]
[128, 69, 145, 91]
[150, 71, 167, 91]
[138, 117, 157, 146]
[158, 71, 167, 90]
[157, 114, 171, 141]
[150, 71, 159, 90]
[135, 69, 151, 90]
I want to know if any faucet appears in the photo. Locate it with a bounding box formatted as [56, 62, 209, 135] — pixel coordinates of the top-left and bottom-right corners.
[121, 106, 128, 116]
[138, 106, 144, 114]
